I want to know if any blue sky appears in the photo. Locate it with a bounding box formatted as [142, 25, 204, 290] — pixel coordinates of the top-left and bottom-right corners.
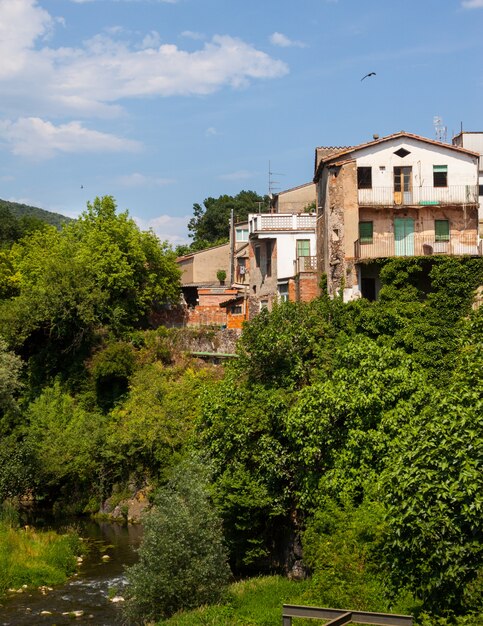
[0, 0, 482, 245]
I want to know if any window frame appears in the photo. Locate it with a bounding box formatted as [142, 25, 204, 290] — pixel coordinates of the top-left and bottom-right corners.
[435, 219, 450, 242]
[357, 166, 372, 190]
[296, 239, 311, 258]
[359, 221, 374, 245]
[433, 165, 448, 188]
[235, 228, 249, 242]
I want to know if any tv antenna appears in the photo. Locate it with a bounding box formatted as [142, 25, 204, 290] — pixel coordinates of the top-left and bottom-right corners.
[433, 116, 447, 143]
[268, 160, 284, 197]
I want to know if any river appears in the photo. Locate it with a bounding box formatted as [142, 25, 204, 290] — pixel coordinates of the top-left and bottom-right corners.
[0, 519, 142, 626]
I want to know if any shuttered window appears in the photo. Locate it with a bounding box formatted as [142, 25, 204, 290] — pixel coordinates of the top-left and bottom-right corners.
[435, 219, 450, 242]
[359, 221, 373, 244]
[433, 165, 448, 188]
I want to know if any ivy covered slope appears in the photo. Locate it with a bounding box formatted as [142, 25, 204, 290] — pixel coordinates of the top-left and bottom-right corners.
[196, 257, 483, 623]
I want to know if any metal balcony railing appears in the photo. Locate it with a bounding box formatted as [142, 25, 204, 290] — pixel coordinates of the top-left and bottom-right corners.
[250, 213, 316, 233]
[294, 255, 317, 273]
[354, 233, 480, 260]
[358, 185, 479, 207]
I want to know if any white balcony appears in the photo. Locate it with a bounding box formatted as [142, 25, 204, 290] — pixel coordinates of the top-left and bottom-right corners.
[358, 185, 479, 207]
[249, 213, 316, 234]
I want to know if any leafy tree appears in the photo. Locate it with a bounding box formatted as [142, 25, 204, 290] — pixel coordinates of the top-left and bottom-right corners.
[188, 190, 268, 249]
[381, 341, 483, 613]
[0, 196, 180, 386]
[124, 457, 231, 623]
[0, 338, 23, 420]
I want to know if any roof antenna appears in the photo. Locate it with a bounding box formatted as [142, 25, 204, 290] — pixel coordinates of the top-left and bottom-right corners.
[433, 116, 447, 143]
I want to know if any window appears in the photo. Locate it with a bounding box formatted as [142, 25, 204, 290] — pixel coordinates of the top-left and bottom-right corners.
[296, 239, 310, 257]
[479, 184, 483, 197]
[433, 165, 448, 188]
[394, 148, 410, 158]
[236, 257, 247, 281]
[357, 167, 372, 189]
[235, 228, 249, 242]
[278, 282, 289, 302]
[255, 246, 261, 268]
[260, 299, 269, 311]
[266, 241, 272, 277]
[230, 304, 243, 315]
[435, 219, 450, 242]
[359, 221, 373, 244]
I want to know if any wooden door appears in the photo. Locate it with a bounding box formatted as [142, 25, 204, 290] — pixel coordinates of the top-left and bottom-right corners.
[394, 167, 412, 205]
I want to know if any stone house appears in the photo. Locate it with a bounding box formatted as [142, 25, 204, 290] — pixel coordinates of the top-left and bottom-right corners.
[314, 131, 480, 301]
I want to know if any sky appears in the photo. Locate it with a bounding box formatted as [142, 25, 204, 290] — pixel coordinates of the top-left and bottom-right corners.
[0, 0, 483, 246]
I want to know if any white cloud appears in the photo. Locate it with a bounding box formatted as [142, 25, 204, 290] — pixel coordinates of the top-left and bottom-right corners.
[133, 214, 191, 245]
[0, 117, 141, 159]
[462, 0, 483, 7]
[205, 126, 218, 137]
[0, 1, 289, 119]
[218, 170, 254, 181]
[181, 30, 205, 40]
[138, 30, 162, 49]
[269, 32, 306, 48]
[115, 173, 176, 187]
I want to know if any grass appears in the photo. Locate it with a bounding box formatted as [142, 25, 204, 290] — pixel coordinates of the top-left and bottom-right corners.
[158, 576, 317, 626]
[0, 517, 81, 597]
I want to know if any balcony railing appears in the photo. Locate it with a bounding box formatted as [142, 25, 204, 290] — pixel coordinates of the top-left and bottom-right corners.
[354, 233, 480, 260]
[358, 185, 479, 207]
[294, 255, 317, 273]
[250, 213, 316, 233]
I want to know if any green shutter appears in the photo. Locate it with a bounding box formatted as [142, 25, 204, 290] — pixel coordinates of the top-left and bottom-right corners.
[359, 221, 373, 244]
[435, 219, 450, 242]
[296, 240, 310, 257]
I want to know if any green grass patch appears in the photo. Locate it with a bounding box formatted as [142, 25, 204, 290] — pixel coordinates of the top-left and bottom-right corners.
[159, 576, 315, 626]
[0, 519, 81, 596]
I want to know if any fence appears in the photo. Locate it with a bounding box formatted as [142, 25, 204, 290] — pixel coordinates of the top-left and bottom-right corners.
[282, 605, 413, 626]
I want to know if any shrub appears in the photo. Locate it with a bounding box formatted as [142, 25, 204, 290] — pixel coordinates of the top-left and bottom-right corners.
[124, 457, 231, 624]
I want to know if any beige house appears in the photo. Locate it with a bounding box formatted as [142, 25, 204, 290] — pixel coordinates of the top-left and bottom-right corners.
[314, 131, 480, 301]
[270, 182, 316, 214]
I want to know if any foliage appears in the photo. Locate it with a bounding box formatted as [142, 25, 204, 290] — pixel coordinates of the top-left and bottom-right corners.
[25, 382, 106, 499]
[302, 499, 395, 612]
[160, 576, 311, 626]
[380, 342, 483, 613]
[0, 196, 180, 386]
[187, 190, 268, 249]
[124, 457, 231, 624]
[0, 337, 23, 416]
[0, 513, 81, 596]
[0, 198, 71, 230]
[91, 341, 136, 411]
[217, 269, 227, 283]
[104, 362, 214, 481]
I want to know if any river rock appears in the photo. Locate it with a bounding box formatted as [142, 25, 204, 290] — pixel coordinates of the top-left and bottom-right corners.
[101, 554, 110, 561]
[40, 610, 53, 616]
[110, 595, 125, 603]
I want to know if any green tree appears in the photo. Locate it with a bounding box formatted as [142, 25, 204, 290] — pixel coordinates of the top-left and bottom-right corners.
[0, 196, 181, 385]
[124, 457, 231, 623]
[188, 190, 268, 249]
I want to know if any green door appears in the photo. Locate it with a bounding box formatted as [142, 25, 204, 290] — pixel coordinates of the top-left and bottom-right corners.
[394, 218, 415, 256]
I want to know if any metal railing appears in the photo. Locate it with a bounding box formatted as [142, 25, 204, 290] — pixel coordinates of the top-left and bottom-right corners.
[282, 605, 412, 625]
[358, 185, 479, 207]
[250, 213, 316, 233]
[354, 233, 479, 260]
[294, 255, 317, 273]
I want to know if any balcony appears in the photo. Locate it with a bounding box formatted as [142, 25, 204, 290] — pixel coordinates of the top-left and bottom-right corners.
[354, 233, 480, 260]
[294, 255, 317, 273]
[250, 213, 316, 233]
[358, 185, 479, 207]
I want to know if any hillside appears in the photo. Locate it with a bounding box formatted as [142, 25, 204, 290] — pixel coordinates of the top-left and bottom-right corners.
[0, 199, 72, 229]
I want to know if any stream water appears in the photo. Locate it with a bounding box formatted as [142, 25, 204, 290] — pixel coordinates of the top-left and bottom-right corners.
[0, 519, 142, 626]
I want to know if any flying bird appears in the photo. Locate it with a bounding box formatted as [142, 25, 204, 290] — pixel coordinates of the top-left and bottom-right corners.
[361, 72, 376, 81]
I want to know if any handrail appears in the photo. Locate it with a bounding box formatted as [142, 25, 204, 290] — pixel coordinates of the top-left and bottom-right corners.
[282, 605, 413, 626]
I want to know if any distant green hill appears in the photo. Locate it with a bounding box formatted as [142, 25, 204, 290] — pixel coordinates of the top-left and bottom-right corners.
[0, 199, 72, 229]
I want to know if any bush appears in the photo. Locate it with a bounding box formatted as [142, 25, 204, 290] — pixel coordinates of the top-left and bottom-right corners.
[124, 457, 231, 624]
